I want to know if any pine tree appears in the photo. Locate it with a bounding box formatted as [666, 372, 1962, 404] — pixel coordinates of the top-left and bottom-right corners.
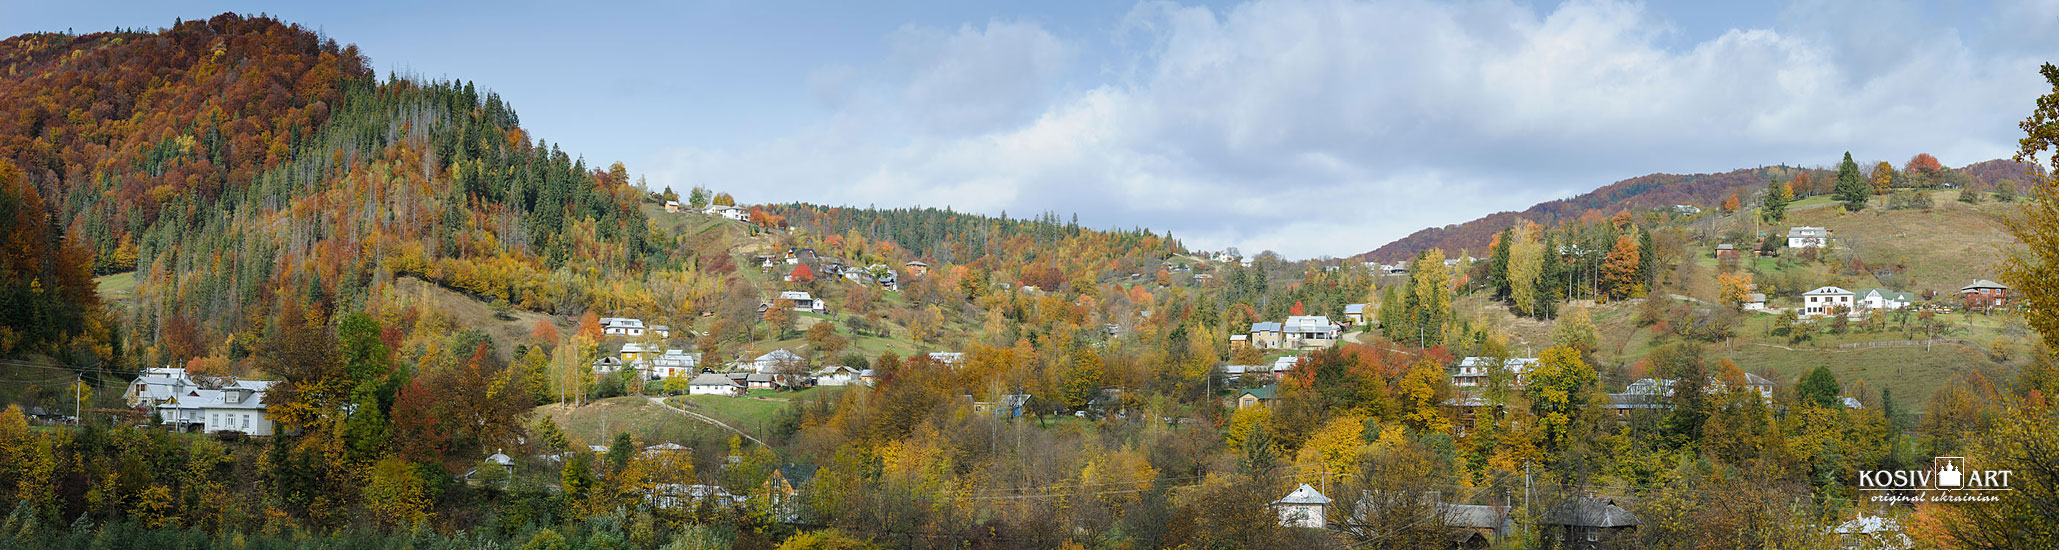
[1761, 179, 1792, 222]
[1835, 152, 1869, 211]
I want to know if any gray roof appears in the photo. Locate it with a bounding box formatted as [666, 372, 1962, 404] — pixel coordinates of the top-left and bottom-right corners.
[1272, 484, 1332, 505]
[1542, 497, 1643, 528]
[1787, 226, 1828, 238]
[1250, 322, 1284, 333]
[690, 373, 740, 387]
[1443, 504, 1511, 529]
[1960, 279, 2008, 291]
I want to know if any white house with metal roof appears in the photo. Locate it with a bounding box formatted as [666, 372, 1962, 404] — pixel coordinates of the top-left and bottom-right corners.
[1801, 286, 1856, 317]
[1271, 484, 1332, 528]
[1787, 226, 1831, 248]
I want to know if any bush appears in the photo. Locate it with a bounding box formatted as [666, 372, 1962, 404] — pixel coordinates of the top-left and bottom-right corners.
[1958, 187, 1985, 204]
[1888, 190, 1934, 210]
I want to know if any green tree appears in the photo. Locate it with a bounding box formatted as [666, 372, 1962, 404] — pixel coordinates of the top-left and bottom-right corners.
[1762, 179, 1792, 222]
[1796, 366, 1841, 408]
[1835, 152, 1869, 211]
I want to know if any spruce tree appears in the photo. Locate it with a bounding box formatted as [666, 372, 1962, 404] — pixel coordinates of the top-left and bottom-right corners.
[1835, 152, 1869, 211]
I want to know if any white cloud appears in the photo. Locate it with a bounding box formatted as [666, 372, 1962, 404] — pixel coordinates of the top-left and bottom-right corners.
[644, 0, 2049, 259]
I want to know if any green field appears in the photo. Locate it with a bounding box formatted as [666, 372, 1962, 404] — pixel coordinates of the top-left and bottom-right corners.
[534, 396, 719, 447]
[94, 271, 137, 302]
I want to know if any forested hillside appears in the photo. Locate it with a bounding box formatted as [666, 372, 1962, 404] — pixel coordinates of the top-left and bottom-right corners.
[0, 15, 663, 370]
[763, 204, 1183, 280]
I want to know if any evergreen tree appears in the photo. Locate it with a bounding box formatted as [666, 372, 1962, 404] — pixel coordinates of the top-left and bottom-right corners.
[1835, 152, 1869, 211]
[1797, 366, 1841, 408]
[1762, 179, 1793, 222]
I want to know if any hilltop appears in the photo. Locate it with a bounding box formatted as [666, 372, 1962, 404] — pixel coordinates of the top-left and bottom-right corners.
[1361, 159, 2041, 261]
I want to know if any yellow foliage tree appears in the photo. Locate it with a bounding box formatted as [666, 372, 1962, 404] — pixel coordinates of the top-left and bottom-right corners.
[363, 456, 431, 527]
[1293, 415, 1368, 484]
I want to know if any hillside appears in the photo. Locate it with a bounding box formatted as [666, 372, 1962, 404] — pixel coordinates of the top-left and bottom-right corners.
[1361, 159, 2042, 261]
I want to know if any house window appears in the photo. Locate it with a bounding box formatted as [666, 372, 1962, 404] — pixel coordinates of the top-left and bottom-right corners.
[1586, 531, 1598, 542]
[242, 414, 250, 428]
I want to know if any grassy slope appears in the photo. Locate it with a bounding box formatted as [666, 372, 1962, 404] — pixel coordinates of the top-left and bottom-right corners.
[393, 276, 567, 358]
[534, 396, 718, 447]
[1753, 191, 2019, 295]
[94, 272, 137, 303]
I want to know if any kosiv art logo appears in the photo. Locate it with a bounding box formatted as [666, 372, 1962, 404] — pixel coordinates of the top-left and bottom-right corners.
[1858, 457, 2013, 503]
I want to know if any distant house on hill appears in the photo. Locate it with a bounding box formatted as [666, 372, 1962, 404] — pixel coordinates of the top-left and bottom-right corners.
[1714, 244, 1739, 263]
[1451, 357, 1538, 389]
[1959, 279, 2010, 308]
[1540, 497, 1643, 550]
[1857, 289, 1915, 311]
[903, 260, 929, 277]
[1343, 303, 1368, 325]
[1742, 293, 1767, 312]
[704, 205, 747, 221]
[1801, 286, 1856, 317]
[687, 373, 742, 396]
[812, 366, 862, 386]
[1236, 385, 1278, 409]
[775, 291, 822, 313]
[1270, 484, 1332, 529]
[600, 317, 647, 337]
[751, 350, 806, 373]
[1787, 226, 1831, 249]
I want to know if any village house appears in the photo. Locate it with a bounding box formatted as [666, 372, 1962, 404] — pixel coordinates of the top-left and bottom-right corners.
[1282, 316, 1342, 348]
[1857, 289, 1915, 311]
[1787, 226, 1831, 248]
[155, 379, 277, 436]
[1227, 333, 1249, 350]
[1247, 322, 1285, 349]
[750, 350, 806, 373]
[703, 204, 747, 221]
[651, 483, 749, 510]
[812, 366, 863, 386]
[591, 356, 628, 376]
[775, 291, 825, 314]
[124, 366, 196, 408]
[1959, 279, 2010, 307]
[903, 260, 929, 277]
[687, 373, 743, 396]
[1451, 357, 1538, 389]
[1347, 492, 1513, 549]
[650, 349, 699, 380]
[1343, 303, 1369, 325]
[1235, 385, 1278, 409]
[663, 200, 682, 213]
[1714, 244, 1740, 263]
[927, 352, 966, 368]
[1540, 497, 1643, 550]
[1743, 293, 1767, 312]
[1270, 355, 1302, 375]
[1801, 286, 1857, 318]
[619, 342, 658, 363]
[1271, 484, 1332, 529]
[746, 373, 780, 390]
[599, 317, 647, 337]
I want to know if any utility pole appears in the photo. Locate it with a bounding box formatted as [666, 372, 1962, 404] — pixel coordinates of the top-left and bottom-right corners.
[75, 373, 82, 425]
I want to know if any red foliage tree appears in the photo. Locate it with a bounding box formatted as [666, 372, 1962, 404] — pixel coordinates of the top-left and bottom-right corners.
[789, 263, 815, 283]
[1906, 153, 1945, 177]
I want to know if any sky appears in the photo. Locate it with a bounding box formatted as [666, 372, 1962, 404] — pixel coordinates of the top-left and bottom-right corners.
[6, 0, 2058, 259]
